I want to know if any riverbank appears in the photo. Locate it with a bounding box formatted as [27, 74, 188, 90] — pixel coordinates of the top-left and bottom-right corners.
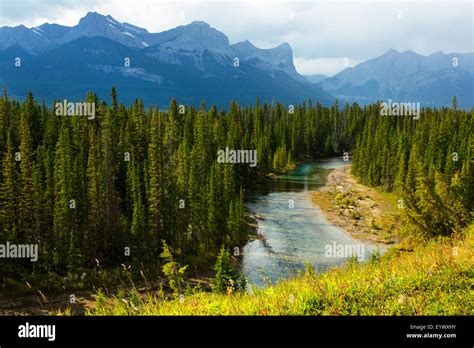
[311, 164, 400, 244]
[88, 223, 473, 315]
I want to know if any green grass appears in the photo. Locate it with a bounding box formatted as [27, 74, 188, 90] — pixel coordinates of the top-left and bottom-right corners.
[85, 224, 473, 316]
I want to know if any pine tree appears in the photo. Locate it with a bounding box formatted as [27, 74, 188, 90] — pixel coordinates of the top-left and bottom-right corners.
[101, 109, 120, 259]
[86, 127, 103, 259]
[147, 108, 164, 246]
[0, 133, 17, 240]
[18, 113, 36, 243]
[212, 246, 242, 294]
[53, 125, 75, 270]
[130, 163, 147, 255]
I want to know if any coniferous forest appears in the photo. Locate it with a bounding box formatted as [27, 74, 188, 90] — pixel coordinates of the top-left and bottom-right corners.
[1, 3, 474, 346]
[0, 87, 472, 295]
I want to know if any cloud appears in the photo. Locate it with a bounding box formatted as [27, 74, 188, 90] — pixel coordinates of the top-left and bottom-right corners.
[1, 0, 472, 75]
[294, 57, 362, 76]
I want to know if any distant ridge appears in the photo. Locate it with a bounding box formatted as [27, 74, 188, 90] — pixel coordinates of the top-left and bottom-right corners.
[316, 49, 474, 108]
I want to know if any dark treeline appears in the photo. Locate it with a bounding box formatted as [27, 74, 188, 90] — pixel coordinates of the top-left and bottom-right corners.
[0, 87, 472, 281]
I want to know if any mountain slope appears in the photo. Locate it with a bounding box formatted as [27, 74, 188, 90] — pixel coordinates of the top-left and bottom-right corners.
[318, 49, 474, 107]
[304, 74, 328, 84]
[0, 25, 51, 54]
[0, 35, 333, 107]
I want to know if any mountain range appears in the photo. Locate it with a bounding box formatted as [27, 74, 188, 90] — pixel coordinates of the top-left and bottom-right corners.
[0, 12, 472, 108]
[0, 12, 333, 107]
[315, 49, 473, 108]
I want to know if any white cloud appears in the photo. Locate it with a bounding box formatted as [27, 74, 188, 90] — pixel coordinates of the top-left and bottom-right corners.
[294, 57, 362, 76]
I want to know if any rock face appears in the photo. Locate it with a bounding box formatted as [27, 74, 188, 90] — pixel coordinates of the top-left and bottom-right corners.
[0, 12, 334, 107]
[231, 40, 300, 78]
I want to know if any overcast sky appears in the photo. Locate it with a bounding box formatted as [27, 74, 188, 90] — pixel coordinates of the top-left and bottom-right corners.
[1, 0, 473, 76]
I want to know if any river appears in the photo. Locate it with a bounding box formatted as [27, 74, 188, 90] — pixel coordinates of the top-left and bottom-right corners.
[243, 158, 386, 288]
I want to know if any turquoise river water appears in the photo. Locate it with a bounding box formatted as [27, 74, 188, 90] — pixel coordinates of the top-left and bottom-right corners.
[242, 158, 387, 287]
